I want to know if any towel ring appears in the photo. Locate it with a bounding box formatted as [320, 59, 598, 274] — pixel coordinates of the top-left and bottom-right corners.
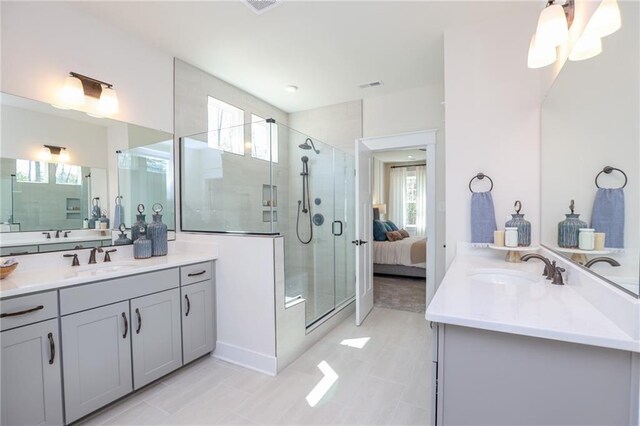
[469, 173, 494, 193]
[595, 166, 627, 189]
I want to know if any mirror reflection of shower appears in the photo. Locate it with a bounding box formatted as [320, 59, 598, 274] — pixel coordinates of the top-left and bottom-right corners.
[296, 139, 319, 244]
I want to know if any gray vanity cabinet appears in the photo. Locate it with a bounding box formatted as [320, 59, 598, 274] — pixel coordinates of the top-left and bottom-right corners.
[181, 279, 215, 364]
[61, 301, 133, 424]
[131, 288, 182, 389]
[0, 318, 63, 426]
[432, 324, 636, 426]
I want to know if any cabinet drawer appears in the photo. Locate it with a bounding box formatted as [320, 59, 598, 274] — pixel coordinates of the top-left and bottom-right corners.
[180, 262, 213, 286]
[1, 291, 58, 331]
[60, 268, 179, 315]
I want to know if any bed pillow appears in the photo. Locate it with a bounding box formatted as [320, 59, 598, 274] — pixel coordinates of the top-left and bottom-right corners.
[385, 220, 399, 231]
[373, 220, 389, 241]
[386, 231, 404, 241]
[399, 229, 410, 238]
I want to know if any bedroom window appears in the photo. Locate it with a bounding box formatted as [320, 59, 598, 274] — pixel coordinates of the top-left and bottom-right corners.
[207, 96, 245, 155]
[389, 165, 426, 236]
[405, 172, 417, 227]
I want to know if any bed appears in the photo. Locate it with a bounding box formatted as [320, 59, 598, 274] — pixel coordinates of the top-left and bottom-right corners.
[373, 236, 427, 278]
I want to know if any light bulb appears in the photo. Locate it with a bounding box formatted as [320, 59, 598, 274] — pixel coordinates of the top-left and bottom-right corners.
[39, 146, 52, 161]
[58, 149, 70, 163]
[527, 34, 557, 69]
[535, 4, 569, 47]
[98, 86, 119, 115]
[569, 34, 602, 61]
[59, 75, 85, 107]
[584, 0, 621, 39]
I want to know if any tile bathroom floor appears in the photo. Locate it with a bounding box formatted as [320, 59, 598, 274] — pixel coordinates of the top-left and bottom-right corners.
[80, 307, 432, 426]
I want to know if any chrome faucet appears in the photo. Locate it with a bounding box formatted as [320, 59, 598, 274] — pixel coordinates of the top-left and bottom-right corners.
[585, 257, 621, 268]
[521, 254, 555, 280]
[88, 247, 104, 264]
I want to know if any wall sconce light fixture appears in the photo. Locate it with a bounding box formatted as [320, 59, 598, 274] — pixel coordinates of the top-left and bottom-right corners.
[39, 145, 70, 163]
[527, 0, 574, 69]
[53, 72, 119, 117]
[529, 0, 622, 68]
[569, 0, 621, 62]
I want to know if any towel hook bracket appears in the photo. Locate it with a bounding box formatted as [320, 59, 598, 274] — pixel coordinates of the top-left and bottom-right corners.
[469, 173, 494, 193]
[595, 166, 627, 189]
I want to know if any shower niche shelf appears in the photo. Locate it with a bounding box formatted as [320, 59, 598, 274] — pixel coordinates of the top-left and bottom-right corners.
[262, 184, 277, 207]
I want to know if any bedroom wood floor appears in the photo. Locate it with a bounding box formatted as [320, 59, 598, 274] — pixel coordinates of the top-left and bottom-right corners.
[373, 275, 427, 313]
[79, 307, 431, 425]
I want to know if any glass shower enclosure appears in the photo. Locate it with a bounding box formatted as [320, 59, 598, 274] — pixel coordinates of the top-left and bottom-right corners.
[180, 119, 355, 327]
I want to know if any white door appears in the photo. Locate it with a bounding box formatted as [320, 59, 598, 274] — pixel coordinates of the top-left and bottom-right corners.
[355, 140, 374, 326]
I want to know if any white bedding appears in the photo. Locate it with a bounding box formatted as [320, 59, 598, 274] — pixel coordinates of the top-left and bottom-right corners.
[373, 237, 426, 268]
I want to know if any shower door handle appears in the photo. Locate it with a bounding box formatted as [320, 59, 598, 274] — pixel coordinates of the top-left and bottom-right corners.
[332, 221, 343, 236]
[351, 239, 368, 246]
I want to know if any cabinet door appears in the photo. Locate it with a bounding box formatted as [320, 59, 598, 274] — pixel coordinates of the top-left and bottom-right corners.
[1, 319, 63, 426]
[131, 288, 182, 389]
[62, 301, 132, 423]
[182, 280, 215, 364]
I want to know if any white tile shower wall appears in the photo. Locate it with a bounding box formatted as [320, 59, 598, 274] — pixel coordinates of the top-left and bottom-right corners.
[444, 4, 543, 267]
[174, 59, 289, 234]
[289, 100, 363, 156]
[0, 1, 173, 133]
[363, 84, 447, 286]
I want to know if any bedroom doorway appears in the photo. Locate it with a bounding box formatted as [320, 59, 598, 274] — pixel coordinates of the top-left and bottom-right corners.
[354, 130, 437, 324]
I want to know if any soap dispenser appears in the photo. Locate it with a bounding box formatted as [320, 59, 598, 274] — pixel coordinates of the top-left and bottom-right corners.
[505, 200, 531, 247]
[558, 200, 588, 248]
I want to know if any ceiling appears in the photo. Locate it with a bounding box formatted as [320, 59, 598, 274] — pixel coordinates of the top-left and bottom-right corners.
[374, 149, 426, 163]
[72, 1, 532, 113]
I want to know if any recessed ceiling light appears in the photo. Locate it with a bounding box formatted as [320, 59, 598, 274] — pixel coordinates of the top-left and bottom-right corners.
[285, 85, 298, 93]
[407, 155, 414, 160]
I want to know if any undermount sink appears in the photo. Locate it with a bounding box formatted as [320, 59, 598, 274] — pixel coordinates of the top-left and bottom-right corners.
[73, 262, 138, 277]
[468, 268, 541, 285]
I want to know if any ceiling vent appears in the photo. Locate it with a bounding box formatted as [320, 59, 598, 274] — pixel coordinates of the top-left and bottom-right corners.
[358, 80, 383, 89]
[242, 0, 282, 15]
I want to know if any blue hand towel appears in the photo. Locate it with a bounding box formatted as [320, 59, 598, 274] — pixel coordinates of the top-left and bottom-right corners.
[591, 188, 625, 248]
[471, 191, 497, 243]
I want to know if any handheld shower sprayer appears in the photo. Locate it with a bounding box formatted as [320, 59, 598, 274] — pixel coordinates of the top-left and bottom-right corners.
[296, 155, 313, 244]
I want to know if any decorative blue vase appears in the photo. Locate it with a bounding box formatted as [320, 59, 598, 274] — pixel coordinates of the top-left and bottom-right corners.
[133, 225, 152, 259]
[113, 196, 124, 230]
[131, 204, 147, 242]
[558, 200, 588, 248]
[89, 197, 101, 229]
[505, 200, 531, 247]
[147, 203, 168, 257]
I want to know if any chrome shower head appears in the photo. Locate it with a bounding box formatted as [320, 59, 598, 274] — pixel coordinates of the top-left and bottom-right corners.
[298, 138, 320, 154]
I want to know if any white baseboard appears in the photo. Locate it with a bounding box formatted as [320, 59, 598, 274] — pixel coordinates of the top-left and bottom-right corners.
[213, 341, 277, 376]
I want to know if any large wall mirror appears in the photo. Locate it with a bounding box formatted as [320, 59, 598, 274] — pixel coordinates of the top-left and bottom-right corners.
[0, 92, 175, 255]
[541, 1, 639, 297]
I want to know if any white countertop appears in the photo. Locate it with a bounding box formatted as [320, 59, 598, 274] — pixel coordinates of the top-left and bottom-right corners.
[427, 247, 640, 353]
[0, 242, 219, 298]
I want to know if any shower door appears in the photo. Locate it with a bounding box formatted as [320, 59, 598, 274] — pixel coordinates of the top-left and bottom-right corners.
[334, 150, 356, 307]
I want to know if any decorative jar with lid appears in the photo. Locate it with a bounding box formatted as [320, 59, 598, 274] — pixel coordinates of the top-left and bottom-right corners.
[505, 201, 531, 247]
[558, 200, 588, 248]
[147, 203, 168, 257]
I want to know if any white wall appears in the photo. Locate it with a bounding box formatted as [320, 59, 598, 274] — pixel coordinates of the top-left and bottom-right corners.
[363, 84, 447, 285]
[444, 4, 543, 267]
[1, 1, 173, 133]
